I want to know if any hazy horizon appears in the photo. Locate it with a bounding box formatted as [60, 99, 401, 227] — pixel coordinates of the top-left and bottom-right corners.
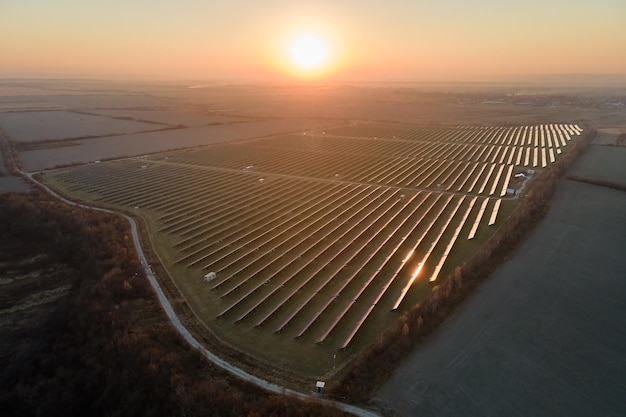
[2, 1, 626, 83]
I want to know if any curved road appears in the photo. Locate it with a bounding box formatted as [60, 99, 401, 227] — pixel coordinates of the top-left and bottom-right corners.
[21, 170, 380, 417]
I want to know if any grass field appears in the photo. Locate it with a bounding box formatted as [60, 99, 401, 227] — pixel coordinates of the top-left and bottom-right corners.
[378, 159, 626, 416]
[42, 122, 582, 378]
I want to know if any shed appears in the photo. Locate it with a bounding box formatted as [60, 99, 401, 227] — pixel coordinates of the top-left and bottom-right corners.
[315, 381, 325, 394]
[204, 272, 217, 282]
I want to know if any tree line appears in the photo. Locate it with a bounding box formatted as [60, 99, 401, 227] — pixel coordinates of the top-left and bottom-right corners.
[0, 128, 19, 175]
[0, 191, 348, 417]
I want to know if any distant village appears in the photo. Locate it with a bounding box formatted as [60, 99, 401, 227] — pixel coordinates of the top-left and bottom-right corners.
[457, 93, 625, 109]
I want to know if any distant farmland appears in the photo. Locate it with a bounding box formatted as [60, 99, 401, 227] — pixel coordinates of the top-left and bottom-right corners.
[42, 123, 582, 376]
[0, 110, 161, 142]
[20, 118, 332, 171]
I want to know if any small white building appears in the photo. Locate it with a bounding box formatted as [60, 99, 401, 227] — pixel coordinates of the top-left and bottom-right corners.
[315, 381, 325, 394]
[204, 272, 217, 282]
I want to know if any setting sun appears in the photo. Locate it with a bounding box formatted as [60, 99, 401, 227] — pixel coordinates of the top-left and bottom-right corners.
[288, 33, 329, 76]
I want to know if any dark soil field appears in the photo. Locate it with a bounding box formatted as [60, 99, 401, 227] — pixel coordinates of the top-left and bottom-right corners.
[569, 145, 626, 188]
[377, 176, 626, 416]
[0, 111, 162, 143]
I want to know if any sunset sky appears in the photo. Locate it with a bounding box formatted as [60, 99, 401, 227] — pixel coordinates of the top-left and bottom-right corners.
[2, 0, 625, 82]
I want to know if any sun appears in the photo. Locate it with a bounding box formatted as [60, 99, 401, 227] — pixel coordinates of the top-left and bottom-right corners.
[289, 33, 328, 74]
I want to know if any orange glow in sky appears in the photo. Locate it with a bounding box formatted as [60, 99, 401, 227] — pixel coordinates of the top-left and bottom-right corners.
[278, 31, 336, 79]
[268, 18, 345, 80]
[1, 1, 625, 81]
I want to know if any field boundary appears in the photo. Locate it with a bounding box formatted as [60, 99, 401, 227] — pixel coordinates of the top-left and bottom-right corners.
[566, 174, 626, 193]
